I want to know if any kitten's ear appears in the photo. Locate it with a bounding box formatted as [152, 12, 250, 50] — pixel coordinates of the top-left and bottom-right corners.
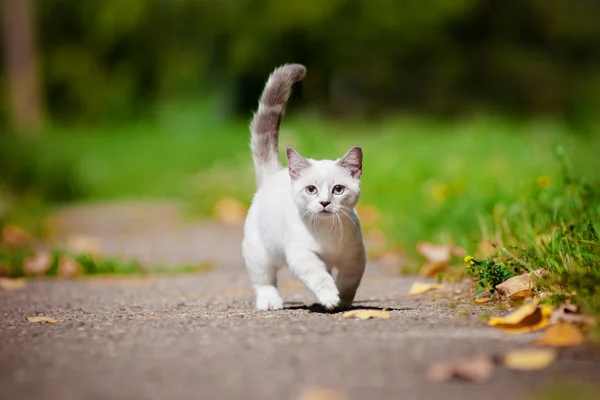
[338, 146, 362, 179]
[286, 146, 310, 179]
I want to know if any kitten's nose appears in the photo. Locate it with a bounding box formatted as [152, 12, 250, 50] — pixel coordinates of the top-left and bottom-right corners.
[319, 201, 331, 208]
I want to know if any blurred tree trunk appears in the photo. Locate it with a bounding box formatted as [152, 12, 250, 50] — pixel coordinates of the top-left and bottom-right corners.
[0, 0, 44, 135]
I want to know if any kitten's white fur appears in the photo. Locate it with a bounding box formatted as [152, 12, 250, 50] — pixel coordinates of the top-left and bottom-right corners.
[242, 64, 366, 311]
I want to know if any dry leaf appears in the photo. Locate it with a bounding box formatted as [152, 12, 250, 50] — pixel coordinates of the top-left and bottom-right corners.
[428, 355, 495, 383]
[409, 282, 443, 295]
[417, 242, 453, 264]
[66, 234, 101, 256]
[478, 240, 496, 257]
[355, 204, 379, 227]
[419, 262, 447, 277]
[417, 242, 466, 265]
[58, 256, 81, 278]
[535, 323, 584, 347]
[213, 197, 247, 226]
[1, 225, 32, 247]
[502, 349, 557, 370]
[495, 269, 549, 299]
[488, 300, 553, 333]
[550, 303, 597, 326]
[27, 316, 58, 324]
[342, 309, 391, 320]
[475, 297, 492, 304]
[0, 277, 26, 290]
[297, 388, 343, 400]
[23, 250, 53, 276]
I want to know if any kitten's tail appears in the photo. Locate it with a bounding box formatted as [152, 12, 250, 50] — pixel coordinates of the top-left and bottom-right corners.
[250, 64, 306, 187]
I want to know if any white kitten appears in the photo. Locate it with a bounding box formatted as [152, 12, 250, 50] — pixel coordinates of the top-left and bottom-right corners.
[242, 64, 366, 311]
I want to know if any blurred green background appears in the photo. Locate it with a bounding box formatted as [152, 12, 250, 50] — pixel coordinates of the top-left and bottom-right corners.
[1, 0, 599, 262]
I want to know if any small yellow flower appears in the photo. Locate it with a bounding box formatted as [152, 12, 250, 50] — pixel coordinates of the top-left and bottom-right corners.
[536, 175, 551, 189]
[464, 255, 474, 264]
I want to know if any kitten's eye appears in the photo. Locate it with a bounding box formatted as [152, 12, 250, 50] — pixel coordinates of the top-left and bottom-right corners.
[332, 185, 345, 195]
[305, 185, 318, 195]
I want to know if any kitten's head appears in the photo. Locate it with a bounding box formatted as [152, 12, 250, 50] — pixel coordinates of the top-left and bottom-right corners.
[286, 145, 362, 220]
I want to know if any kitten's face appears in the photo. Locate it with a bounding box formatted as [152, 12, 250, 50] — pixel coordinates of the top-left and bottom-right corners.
[287, 146, 362, 220]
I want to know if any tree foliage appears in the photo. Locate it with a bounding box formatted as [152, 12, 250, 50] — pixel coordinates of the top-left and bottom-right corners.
[2, 0, 600, 123]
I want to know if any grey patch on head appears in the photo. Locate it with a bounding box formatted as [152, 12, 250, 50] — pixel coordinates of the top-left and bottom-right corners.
[286, 146, 311, 179]
[250, 64, 307, 183]
[338, 146, 363, 179]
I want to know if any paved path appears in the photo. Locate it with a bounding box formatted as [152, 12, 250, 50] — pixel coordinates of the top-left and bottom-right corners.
[2, 202, 600, 400]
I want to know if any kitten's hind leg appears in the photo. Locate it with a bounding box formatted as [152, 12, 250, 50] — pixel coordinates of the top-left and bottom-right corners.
[335, 250, 366, 310]
[243, 241, 283, 311]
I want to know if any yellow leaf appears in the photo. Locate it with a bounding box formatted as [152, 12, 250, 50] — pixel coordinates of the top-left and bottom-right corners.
[0, 277, 27, 290]
[342, 309, 391, 320]
[213, 197, 247, 226]
[475, 297, 491, 304]
[488, 300, 553, 333]
[535, 323, 584, 347]
[409, 282, 443, 295]
[502, 349, 557, 370]
[428, 355, 495, 383]
[419, 262, 447, 277]
[27, 316, 58, 324]
[297, 388, 343, 400]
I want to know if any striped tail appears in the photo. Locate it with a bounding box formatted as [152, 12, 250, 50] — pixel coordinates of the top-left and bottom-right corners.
[250, 64, 306, 187]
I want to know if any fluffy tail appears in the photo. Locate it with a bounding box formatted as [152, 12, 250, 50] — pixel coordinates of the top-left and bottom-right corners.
[250, 64, 306, 187]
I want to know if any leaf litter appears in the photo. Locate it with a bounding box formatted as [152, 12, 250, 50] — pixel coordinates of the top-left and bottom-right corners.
[409, 282, 443, 295]
[27, 316, 58, 324]
[342, 309, 391, 320]
[488, 299, 553, 333]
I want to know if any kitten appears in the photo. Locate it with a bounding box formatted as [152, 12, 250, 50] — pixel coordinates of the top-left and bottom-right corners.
[242, 64, 366, 311]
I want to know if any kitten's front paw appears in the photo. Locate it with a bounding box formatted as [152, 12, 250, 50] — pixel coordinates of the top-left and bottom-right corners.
[256, 293, 284, 311]
[317, 290, 341, 311]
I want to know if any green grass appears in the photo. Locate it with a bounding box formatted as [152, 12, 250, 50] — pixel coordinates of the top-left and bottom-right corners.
[0, 108, 599, 298]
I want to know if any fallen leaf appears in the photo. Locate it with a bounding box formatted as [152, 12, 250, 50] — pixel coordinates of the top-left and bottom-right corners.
[355, 204, 379, 227]
[502, 349, 557, 370]
[27, 316, 58, 324]
[495, 269, 549, 299]
[23, 250, 53, 276]
[475, 297, 492, 304]
[550, 303, 597, 327]
[213, 197, 247, 226]
[0, 277, 26, 290]
[58, 256, 81, 278]
[1, 225, 32, 247]
[417, 241, 466, 265]
[409, 282, 443, 295]
[428, 355, 495, 383]
[342, 309, 391, 320]
[478, 240, 496, 257]
[417, 242, 453, 264]
[419, 262, 447, 277]
[488, 300, 553, 333]
[297, 388, 343, 400]
[65, 234, 101, 256]
[535, 323, 584, 347]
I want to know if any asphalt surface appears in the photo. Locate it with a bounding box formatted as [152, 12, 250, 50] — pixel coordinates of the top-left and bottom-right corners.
[2, 203, 600, 400]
